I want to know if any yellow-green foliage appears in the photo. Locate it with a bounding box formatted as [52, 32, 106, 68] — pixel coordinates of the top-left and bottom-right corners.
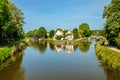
[95, 43, 120, 70]
[0, 47, 12, 64]
[0, 41, 27, 65]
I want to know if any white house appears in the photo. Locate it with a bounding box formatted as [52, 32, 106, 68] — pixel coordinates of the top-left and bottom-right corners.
[65, 30, 73, 40]
[54, 29, 63, 40]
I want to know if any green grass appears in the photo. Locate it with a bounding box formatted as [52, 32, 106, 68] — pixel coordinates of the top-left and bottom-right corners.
[0, 40, 27, 65]
[0, 47, 12, 64]
[95, 41, 120, 70]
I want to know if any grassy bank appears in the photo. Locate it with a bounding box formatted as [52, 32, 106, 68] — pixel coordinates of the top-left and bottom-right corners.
[0, 40, 27, 65]
[37, 38, 91, 45]
[95, 41, 120, 70]
[0, 47, 12, 64]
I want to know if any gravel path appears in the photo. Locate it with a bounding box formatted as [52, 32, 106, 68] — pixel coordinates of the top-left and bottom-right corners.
[109, 47, 120, 53]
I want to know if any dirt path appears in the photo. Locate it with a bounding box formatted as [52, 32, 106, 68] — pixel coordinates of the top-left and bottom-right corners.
[109, 47, 120, 53]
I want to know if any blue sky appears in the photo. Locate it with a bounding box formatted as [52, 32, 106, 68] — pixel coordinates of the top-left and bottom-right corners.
[11, 0, 111, 32]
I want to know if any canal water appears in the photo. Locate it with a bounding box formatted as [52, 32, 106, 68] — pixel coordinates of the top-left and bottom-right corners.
[0, 41, 120, 80]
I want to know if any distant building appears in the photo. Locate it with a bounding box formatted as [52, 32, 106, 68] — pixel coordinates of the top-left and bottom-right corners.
[65, 30, 73, 40]
[54, 29, 63, 40]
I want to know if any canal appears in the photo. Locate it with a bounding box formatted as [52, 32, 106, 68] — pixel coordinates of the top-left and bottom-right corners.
[0, 41, 120, 80]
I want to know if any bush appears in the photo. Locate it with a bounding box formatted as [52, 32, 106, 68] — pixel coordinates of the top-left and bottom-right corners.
[115, 37, 120, 49]
[0, 47, 12, 64]
[56, 36, 63, 40]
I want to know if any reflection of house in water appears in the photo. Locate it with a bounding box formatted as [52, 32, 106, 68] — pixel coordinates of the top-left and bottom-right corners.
[54, 44, 73, 54]
[65, 45, 73, 54]
[54, 45, 63, 53]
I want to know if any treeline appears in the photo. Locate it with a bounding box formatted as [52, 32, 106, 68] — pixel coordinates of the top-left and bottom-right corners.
[103, 0, 120, 48]
[26, 23, 92, 39]
[91, 30, 106, 36]
[0, 0, 24, 44]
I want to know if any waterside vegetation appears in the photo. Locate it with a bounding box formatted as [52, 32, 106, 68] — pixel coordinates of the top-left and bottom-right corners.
[95, 40, 120, 70]
[0, 41, 27, 65]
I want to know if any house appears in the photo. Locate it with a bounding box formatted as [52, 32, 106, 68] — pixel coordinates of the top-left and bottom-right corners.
[54, 29, 63, 40]
[65, 30, 73, 40]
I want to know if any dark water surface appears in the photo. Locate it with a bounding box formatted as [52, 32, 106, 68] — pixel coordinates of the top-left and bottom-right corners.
[0, 41, 120, 80]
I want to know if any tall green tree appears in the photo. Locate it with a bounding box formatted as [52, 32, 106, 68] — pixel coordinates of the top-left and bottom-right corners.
[79, 23, 91, 37]
[35, 27, 47, 38]
[25, 30, 36, 37]
[8, 2, 24, 40]
[49, 30, 55, 38]
[0, 0, 10, 42]
[72, 28, 78, 39]
[0, 0, 24, 43]
[103, 0, 120, 46]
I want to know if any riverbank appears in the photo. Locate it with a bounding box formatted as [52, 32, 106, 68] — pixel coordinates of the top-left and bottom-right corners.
[29, 37, 91, 45]
[95, 41, 120, 70]
[0, 40, 27, 65]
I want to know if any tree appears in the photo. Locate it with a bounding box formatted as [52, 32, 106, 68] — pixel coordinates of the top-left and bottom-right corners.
[78, 30, 84, 38]
[79, 23, 91, 37]
[63, 30, 68, 38]
[0, 0, 24, 44]
[103, 0, 120, 46]
[72, 28, 78, 39]
[25, 30, 36, 37]
[0, 0, 10, 42]
[49, 30, 55, 38]
[8, 2, 24, 40]
[35, 27, 47, 38]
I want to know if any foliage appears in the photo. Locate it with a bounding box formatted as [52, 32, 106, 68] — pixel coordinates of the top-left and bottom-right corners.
[78, 30, 84, 38]
[91, 30, 106, 36]
[25, 29, 36, 37]
[35, 27, 47, 38]
[72, 28, 78, 39]
[0, 0, 24, 44]
[56, 28, 63, 31]
[55, 35, 63, 40]
[0, 47, 12, 64]
[63, 30, 68, 38]
[103, 0, 120, 46]
[95, 41, 120, 70]
[79, 23, 91, 37]
[49, 30, 55, 38]
[115, 33, 120, 48]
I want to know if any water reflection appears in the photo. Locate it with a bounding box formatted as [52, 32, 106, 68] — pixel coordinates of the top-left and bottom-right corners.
[1, 41, 120, 80]
[104, 68, 120, 80]
[0, 53, 25, 80]
[29, 41, 47, 53]
[99, 62, 120, 80]
[78, 42, 91, 53]
[49, 43, 91, 54]
[29, 41, 91, 54]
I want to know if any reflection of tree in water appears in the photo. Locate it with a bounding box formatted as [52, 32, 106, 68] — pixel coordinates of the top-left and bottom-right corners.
[0, 53, 25, 80]
[30, 41, 47, 53]
[101, 64, 120, 80]
[78, 43, 91, 53]
[73, 45, 78, 51]
[49, 43, 54, 50]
